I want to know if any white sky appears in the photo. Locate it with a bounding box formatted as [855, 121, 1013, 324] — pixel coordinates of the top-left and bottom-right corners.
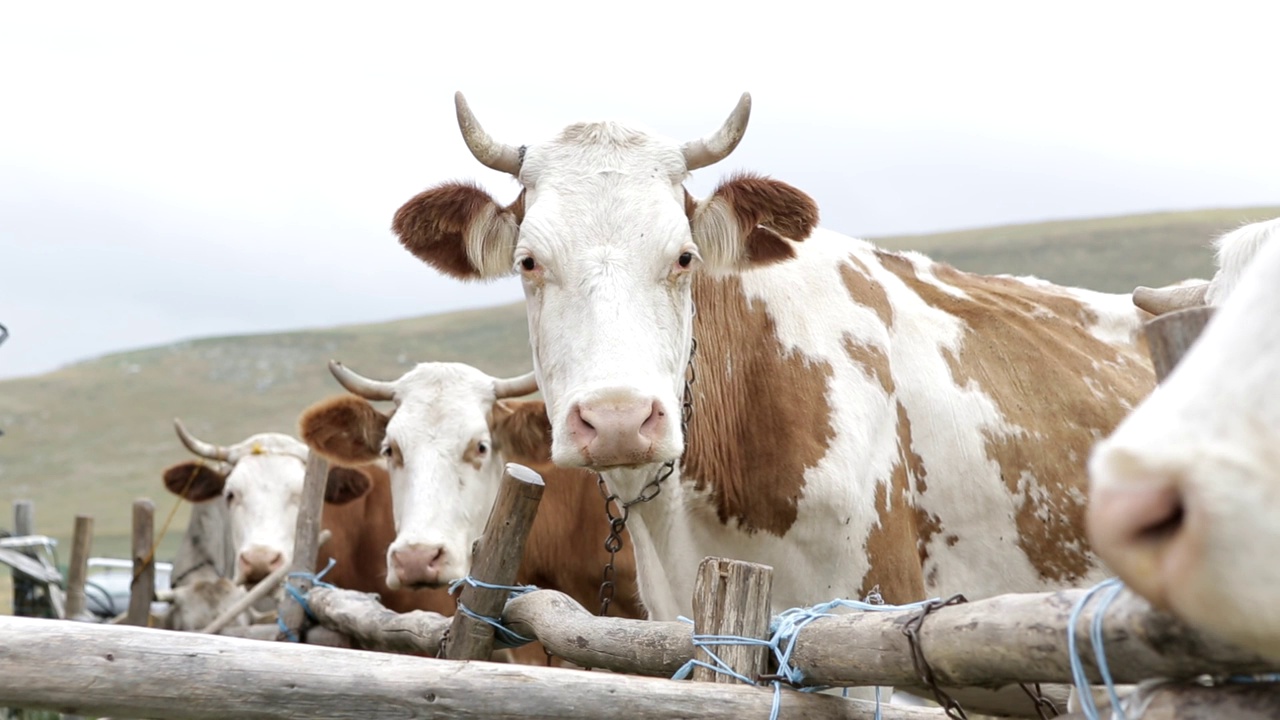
[2, 1, 1278, 379]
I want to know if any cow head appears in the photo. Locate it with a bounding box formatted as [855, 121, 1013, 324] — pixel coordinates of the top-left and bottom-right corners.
[298, 360, 543, 589]
[1088, 233, 1280, 661]
[162, 419, 374, 586]
[392, 93, 818, 470]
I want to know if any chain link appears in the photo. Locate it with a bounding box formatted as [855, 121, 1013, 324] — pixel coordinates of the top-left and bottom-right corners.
[598, 334, 697, 618]
[902, 593, 970, 720]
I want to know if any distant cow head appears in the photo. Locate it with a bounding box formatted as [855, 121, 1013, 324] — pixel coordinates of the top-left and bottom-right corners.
[299, 360, 543, 590]
[392, 93, 818, 470]
[162, 420, 374, 586]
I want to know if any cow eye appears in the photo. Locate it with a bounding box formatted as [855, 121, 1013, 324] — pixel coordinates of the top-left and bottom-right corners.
[380, 444, 393, 458]
[520, 256, 536, 272]
[678, 252, 694, 268]
[476, 441, 489, 455]
[225, 490, 236, 504]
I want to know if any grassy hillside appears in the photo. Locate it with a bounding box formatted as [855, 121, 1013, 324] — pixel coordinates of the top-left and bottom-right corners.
[1, 204, 1276, 609]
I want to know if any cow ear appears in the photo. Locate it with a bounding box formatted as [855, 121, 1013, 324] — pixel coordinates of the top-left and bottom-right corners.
[492, 400, 553, 464]
[392, 181, 523, 280]
[299, 396, 389, 465]
[689, 172, 817, 273]
[324, 466, 373, 505]
[162, 462, 227, 503]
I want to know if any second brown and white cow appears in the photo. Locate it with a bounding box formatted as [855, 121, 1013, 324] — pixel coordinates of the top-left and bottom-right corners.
[297, 360, 644, 622]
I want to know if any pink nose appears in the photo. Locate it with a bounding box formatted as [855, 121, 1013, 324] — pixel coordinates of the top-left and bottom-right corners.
[1087, 481, 1187, 610]
[567, 396, 666, 466]
[238, 546, 285, 585]
[390, 544, 447, 588]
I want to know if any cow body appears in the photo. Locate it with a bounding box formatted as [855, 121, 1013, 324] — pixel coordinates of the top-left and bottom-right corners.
[1089, 217, 1280, 661]
[392, 94, 1157, 625]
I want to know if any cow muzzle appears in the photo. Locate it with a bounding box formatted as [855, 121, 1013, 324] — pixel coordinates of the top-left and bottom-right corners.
[388, 543, 451, 590]
[564, 391, 669, 468]
[237, 545, 286, 586]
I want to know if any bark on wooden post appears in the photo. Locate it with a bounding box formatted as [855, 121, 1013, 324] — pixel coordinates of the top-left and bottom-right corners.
[64, 514, 95, 620]
[127, 499, 156, 627]
[443, 463, 546, 661]
[1143, 306, 1216, 382]
[690, 557, 774, 684]
[276, 451, 330, 641]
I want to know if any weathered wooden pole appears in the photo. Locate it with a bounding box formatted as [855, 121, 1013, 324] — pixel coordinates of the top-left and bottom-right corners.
[442, 463, 545, 661]
[1056, 681, 1280, 720]
[64, 514, 95, 620]
[690, 557, 774, 684]
[0, 615, 944, 720]
[1143, 306, 1216, 382]
[276, 451, 330, 642]
[127, 499, 156, 627]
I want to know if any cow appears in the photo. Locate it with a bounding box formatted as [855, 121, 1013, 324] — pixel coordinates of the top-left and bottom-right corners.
[1132, 216, 1279, 316]
[391, 91, 1157, 613]
[163, 419, 552, 663]
[1088, 218, 1280, 662]
[389, 94, 1159, 713]
[297, 360, 645, 622]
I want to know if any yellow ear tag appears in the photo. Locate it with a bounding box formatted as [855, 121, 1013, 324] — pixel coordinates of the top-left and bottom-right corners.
[251, 443, 265, 455]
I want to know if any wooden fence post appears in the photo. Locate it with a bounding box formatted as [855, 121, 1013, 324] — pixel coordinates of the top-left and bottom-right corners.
[64, 514, 95, 620]
[11, 500, 36, 616]
[127, 499, 155, 627]
[1143, 306, 1216, 382]
[442, 463, 546, 661]
[276, 452, 330, 641]
[690, 557, 774, 684]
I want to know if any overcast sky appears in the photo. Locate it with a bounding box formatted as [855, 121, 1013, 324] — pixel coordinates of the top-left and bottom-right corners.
[2, 2, 1278, 380]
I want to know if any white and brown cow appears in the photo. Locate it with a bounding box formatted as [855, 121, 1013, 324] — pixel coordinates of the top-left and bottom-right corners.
[297, 360, 645, 622]
[389, 93, 1157, 632]
[1089, 217, 1280, 661]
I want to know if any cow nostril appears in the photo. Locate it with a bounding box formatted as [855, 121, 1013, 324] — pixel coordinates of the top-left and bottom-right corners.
[1135, 499, 1185, 545]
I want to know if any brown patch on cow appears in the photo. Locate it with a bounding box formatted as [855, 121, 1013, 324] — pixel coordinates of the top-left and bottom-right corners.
[858, 403, 936, 604]
[842, 258, 894, 328]
[492, 400, 554, 464]
[876, 250, 1156, 583]
[163, 462, 227, 503]
[844, 338, 894, 394]
[391, 181, 520, 280]
[680, 275, 836, 536]
[298, 396, 389, 466]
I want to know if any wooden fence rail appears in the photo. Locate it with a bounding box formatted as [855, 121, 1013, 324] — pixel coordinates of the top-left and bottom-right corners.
[297, 583, 1278, 689]
[0, 615, 943, 720]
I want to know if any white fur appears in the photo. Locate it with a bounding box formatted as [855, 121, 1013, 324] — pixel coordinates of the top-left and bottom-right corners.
[1203, 216, 1280, 306]
[1089, 230, 1280, 661]
[374, 363, 515, 589]
[177, 433, 310, 585]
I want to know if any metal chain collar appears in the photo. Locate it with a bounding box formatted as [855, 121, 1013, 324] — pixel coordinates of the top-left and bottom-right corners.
[597, 333, 698, 618]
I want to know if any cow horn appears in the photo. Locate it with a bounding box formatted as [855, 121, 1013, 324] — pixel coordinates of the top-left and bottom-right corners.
[493, 371, 539, 399]
[173, 418, 230, 462]
[328, 360, 396, 402]
[1133, 282, 1210, 316]
[682, 92, 753, 171]
[454, 92, 523, 176]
